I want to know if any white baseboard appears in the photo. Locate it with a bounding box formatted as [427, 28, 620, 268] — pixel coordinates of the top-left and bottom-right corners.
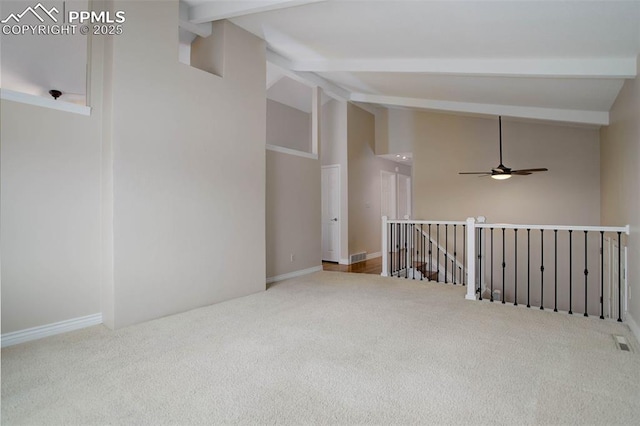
[625, 312, 640, 345]
[266, 265, 323, 284]
[366, 251, 382, 260]
[1, 313, 103, 348]
[338, 253, 380, 266]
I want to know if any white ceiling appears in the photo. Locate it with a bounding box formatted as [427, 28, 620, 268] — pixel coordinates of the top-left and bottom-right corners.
[184, 0, 640, 126]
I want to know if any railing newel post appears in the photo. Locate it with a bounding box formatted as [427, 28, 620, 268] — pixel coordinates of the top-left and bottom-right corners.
[465, 217, 476, 300]
[381, 216, 389, 277]
[617, 231, 622, 322]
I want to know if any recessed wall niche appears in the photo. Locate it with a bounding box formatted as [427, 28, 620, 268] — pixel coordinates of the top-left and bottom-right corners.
[0, 0, 88, 105]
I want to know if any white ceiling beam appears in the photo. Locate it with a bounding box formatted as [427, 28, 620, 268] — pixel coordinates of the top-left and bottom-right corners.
[189, 0, 326, 24]
[179, 1, 211, 37]
[267, 50, 351, 100]
[350, 93, 609, 126]
[292, 57, 638, 79]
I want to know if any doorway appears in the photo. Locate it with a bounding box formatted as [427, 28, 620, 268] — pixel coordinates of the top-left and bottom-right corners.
[321, 165, 340, 262]
[381, 170, 411, 220]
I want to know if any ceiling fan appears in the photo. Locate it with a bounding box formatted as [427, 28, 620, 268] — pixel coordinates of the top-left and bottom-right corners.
[459, 116, 548, 180]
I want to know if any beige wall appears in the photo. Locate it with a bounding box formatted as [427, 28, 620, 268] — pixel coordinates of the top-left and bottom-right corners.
[347, 103, 411, 257]
[266, 150, 321, 278]
[107, 3, 266, 328]
[600, 55, 640, 326]
[267, 99, 311, 153]
[412, 111, 601, 225]
[1, 1, 268, 333]
[0, 35, 105, 333]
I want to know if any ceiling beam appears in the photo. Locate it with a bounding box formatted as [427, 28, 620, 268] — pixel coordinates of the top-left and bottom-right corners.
[267, 50, 351, 100]
[188, 0, 326, 24]
[350, 93, 609, 126]
[179, 1, 211, 37]
[291, 57, 638, 79]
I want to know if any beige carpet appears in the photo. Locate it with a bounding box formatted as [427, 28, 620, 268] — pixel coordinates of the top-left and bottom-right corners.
[2, 271, 640, 425]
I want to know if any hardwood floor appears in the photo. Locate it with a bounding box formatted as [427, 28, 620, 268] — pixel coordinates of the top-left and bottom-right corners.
[322, 257, 382, 275]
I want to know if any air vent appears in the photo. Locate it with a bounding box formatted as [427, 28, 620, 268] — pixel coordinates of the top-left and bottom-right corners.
[613, 335, 632, 352]
[350, 252, 367, 264]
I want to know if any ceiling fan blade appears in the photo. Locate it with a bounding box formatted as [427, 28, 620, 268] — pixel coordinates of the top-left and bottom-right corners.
[511, 168, 548, 173]
[461, 117, 549, 178]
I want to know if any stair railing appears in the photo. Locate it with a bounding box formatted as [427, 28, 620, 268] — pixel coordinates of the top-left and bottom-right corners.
[382, 216, 467, 283]
[465, 217, 630, 320]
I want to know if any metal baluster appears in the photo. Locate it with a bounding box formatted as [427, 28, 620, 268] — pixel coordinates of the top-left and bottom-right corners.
[428, 224, 432, 281]
[389, 221, 393, 276]
[478, 227, 483, 300]
[405, 223, 408, 279]
[527, 229, 531, 308]
[617, 231, 622, 322]
[584, 231, 588, 317]
[422, 227, 426, 280]
[490, 228, 494, 302]
[413, 224, 417, 279]
[514, 229, 518, 306]
[463, 224, 466, 286]
[453, 225, 457, 285]
[414, 224, 418, 279]
[417, 224, 420, 279]
[397, 223, 400, 275]
[600, 231, 604, 319]
[540, 229, 544, 310]
[554, 230, 558, 312]
[407, 223, 416, 280]
[437, 224, 440, 282]
[445, 224, 449, 283]
[420, 225, 424, 281]
[502, 228, 506, 304]
[569, 230, 573, 315]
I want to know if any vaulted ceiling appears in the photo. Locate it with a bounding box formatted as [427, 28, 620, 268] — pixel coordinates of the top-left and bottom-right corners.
[184, 0, 640, 126]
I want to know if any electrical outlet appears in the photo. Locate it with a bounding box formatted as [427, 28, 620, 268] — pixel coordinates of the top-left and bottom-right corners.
[290, 254, 295, 262]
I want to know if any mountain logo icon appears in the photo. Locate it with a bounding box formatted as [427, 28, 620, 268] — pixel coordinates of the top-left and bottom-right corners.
[1, 3, 59, 24]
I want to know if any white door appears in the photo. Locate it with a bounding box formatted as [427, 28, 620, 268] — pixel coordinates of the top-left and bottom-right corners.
[322, 165, 340, 262]
[380, 171, 397, 219]
[397, 174, 411, 219]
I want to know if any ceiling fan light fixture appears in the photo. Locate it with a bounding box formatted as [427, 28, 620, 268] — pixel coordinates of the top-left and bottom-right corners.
[491, 173, 511, 180]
